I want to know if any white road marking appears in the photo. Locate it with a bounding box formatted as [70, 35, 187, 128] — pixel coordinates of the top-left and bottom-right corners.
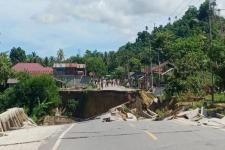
[52, 124, 75, 150]
[144, 131, 158, 141]
[127, 122, 158, 140]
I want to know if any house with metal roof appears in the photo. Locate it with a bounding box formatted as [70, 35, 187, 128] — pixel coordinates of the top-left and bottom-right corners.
[53, 63, 88, 88]
[143, 61, 174, 75]
[7, 78, 19, 87]
[53, 63, 86, 77]
[12, 63, 53, 76]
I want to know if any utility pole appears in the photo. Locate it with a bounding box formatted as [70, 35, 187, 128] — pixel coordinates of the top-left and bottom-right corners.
[209, 0, 216, 102]
[126, 55, 130, 87]
[216, 9, 225, 37]
[157, 48, 161, 90]
[145, 26, 154, 91]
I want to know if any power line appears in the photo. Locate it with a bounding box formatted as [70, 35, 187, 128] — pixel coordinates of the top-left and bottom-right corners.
[168, 0, 204, 23]
[171, 0, 196, 18]
[175, 0, 201, 19]
[161, 0, 192, 25]
[169, 0, 189, 17]
[159, 0, 203, 26]
[192, 0, 204, 6]
[156, 0, 206, 27]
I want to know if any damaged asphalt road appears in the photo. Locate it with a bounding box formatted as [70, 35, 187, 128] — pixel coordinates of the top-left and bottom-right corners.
[40, 119, 225, 150]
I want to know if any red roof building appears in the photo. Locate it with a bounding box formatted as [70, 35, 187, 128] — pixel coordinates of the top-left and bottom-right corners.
[12, 63, 53, 76]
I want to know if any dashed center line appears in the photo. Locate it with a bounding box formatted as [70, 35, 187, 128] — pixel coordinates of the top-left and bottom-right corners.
[144, 131, 158, 141]
[127, 123, 158, 141]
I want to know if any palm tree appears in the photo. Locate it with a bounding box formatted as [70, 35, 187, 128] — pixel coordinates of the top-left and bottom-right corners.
[31, 52, 38, 63]
[57, 49, 65, 62]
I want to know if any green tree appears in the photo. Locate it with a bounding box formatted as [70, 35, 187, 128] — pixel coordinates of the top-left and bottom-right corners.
[0, 53, 12, 87]
[0, 87, 15, 112]
[106, 51, 118, 73]
[9, 47, 26, 65]
[15, 72, 31, 81]
[198, 0, 210, 21]
[49, 56, 56, 66]
[0, 73, 59, 121]
[13, 75, 59, 116]
[166, 53, 210, 97]
[43, 57, 50, 66]
[27, 52, 42, 63]
[85, 57, 107, 77]
[67, 55, 84, 64]
[128, 57, 141, 72]
[57, 49, 65, 62]
[112, 66, 126, 79]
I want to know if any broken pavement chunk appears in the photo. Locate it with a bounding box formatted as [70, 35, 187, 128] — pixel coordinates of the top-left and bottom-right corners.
[126, 113, 137, 121]
[177, 108, 200, 120]
[102, 117, 111, 122]
[0, 108, 36, 133]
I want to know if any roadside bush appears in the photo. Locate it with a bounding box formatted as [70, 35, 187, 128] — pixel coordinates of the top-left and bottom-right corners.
[32, 99, 54, 123]
[0, 87, 16, 113]
[15, 72, 31, 81]
[64, 99, 79, 117]
[16, 75, 60, 115]
[0, 75, 60, 121]
[164, 71, 212, 99]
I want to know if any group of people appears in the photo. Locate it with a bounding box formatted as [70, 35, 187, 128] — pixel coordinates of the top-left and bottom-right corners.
[94, 79, 120, 90]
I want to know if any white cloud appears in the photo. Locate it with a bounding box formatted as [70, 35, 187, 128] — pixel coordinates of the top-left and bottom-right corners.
[217, 1, 225, 16]
[34, 0, 225, 36]
[31, 0, 183, 35]
[1, 0, 225, 56]
[31, 13, 68, 24]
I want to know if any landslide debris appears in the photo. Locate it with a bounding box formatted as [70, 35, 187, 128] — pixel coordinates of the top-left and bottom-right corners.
[101, 90, 159, 122]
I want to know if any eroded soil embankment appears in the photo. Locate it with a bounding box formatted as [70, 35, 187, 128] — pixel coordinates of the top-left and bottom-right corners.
[59, 90, 153, 118]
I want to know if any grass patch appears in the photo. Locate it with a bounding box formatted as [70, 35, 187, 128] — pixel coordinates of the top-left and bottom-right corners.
[205, 93, 225, 103]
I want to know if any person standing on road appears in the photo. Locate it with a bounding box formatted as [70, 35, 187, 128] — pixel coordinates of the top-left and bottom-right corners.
[100, 79, 103, 90]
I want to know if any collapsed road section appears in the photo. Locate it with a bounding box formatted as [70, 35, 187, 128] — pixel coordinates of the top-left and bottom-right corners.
[59, 89, 158, 119]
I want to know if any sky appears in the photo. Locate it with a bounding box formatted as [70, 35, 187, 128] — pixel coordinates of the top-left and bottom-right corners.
[0, 0, 225, 57]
